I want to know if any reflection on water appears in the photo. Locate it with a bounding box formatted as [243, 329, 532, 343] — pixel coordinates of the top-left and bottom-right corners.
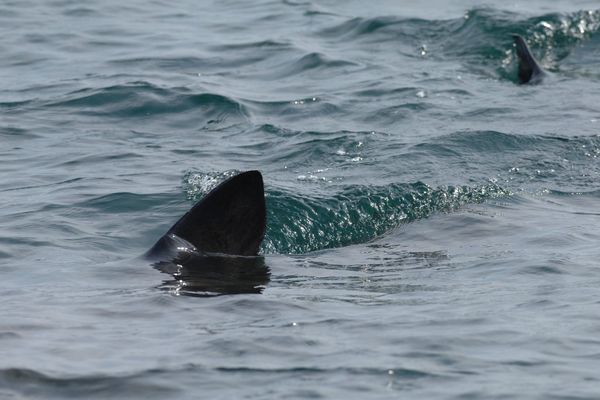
[153, 254, 270, 297]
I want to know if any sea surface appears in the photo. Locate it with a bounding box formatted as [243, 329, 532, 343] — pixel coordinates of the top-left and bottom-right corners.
[2, 0, 600, 398]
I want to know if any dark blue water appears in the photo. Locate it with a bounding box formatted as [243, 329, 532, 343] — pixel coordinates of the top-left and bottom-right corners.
[2, 0, 600, 398]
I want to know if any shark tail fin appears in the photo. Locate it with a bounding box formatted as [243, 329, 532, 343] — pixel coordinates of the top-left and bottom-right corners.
[148, 171, 266, 257]
[512, 34, 544, 84]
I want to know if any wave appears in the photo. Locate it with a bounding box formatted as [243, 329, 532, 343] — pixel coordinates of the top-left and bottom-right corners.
[274, 52, 358, 75]
[417, 130, 570, 154]
[209, 39, 293, 52]
[0, 367, 176, 399]
[46, 82, 249, 123]
[75, 192, 176, 214]
[0, 364, 435, 399]
[263, 182, 509, 254]
[412, 131, 600, 192]
[0, 126, 40, 139]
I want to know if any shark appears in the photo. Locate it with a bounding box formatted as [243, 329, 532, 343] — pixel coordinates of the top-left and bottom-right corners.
[512, 34, 546, 84]
[145, 170, 270, 296]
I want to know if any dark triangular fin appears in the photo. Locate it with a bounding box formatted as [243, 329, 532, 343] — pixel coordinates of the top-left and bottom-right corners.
[512, 34, 545, 84]
[148, 171, 266, 257]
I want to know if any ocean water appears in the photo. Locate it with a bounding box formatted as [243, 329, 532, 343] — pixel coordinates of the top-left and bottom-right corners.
[2, 0, 600, 398]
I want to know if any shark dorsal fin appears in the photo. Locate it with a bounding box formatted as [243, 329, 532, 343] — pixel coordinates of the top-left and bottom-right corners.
[512, 35, 545, 84]
[148, 171, 266, 258]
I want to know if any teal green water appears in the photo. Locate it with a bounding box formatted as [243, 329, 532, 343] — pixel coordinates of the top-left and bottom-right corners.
[2, 1, 600, 398]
